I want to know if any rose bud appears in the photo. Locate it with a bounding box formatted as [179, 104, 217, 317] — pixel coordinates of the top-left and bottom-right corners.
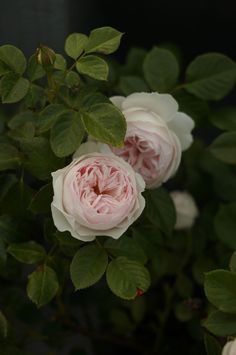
[170, 191, 199, 230]
[110, 92, 194, 189]
[51, 142, 145, 242]
[36, 44, 56, 68]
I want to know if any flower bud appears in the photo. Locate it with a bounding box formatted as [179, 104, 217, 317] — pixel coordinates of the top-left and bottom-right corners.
[36, 45, 56, 68]
[170, 191, 199, 230]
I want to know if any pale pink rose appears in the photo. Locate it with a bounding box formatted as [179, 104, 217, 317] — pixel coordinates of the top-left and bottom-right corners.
[170, 191, 199, 230]
[110, 92, 194, 189]
[222, 339, 236, 355]
[51, 142, 145, 242]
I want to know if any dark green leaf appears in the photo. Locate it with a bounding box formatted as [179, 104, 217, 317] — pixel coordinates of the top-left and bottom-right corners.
[106, 256, 151, 299]
[50, 110, 85, 157]
[27, 55, 45, 81]
[143, 47, 179, 92]
[0, 143, 20, 171]
[21, 137, 63, 180]
[209, 132, 236, 164]
[81, 102, 126, 146]
[0, 45, 26, 75]
[204, 310, 236, 337]
[27, 265, 59, 307]
[8, 111, 37, 129]
[8, 241, 46, 264]
[70, 244, 108, 290]
[210, 107, 236, 131]
[204, 269, 236, 314]
[104, 236, 147, 264]
[76, 55, 109, 81]
[204, 333, 221, 355]
[118, 76, 149, 95]
[145, 188, 176, 236]
[54, 54, 66, 70]
[1, 73, 29, 103]
[214, 202, 236, 249]
[185, 53, 236, 100]
[230, 252, 236, 272]
[29, 184, 53, 214]
[37, 104, 67, 133]
[0, 311, 8, 338]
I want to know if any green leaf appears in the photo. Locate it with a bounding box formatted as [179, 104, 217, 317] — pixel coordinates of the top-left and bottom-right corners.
[7, 241, 46, 264]
[0, 238, 7, 267]
[76, 55, 109, 81]
[8, 122, 35, 143]
[85, 27, 123, 54]
[27, 265, 59, 307]
[104, 236, 147, 264]
[145, 188, 176, 236]
[1, 73, 29, 103]
[29, 184, 53, 214]
[37, 104, 67, 133]
[106, 256, 151, 299]
[125, 47, 148, 75]
[65, 33, 88, 59]
[81, 102, 126, 147]
[27, 55, 45, 81]
[0, 61, 10, 76]
[55, 231, 83, 256]
[118, 76, 149, 95]
[204, 310, 236, 337]
[185, 53, 236, 100]
[24, 84, 46, 109]
[214, 202, 236, 249]
[0, 45, 26, 75]
[209, 107, 236, 131]
[70, 244, 108, 290]
[143, 47, 179, 92]
[230, 252, 236, 272]
[0, 143, 20, 171]
[50, 110, 85, 157]
[204, 333, 221, 355]
[65, 71, 80, 87]
[21, 137, 63, 180]
[204, 269, 236, 314]
[54, 54, 66, 70]
[8, 111, 37, 129]
[209, 132, 236, 164]
[0, 311, 8, 338]
[0, 215, 21, 243]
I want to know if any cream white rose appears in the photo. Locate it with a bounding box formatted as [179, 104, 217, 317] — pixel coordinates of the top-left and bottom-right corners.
[110, 92, 194, 189]
[222, 339, 236, 355]
[170, 190, 199, 230]
[51, 142, 145, 242]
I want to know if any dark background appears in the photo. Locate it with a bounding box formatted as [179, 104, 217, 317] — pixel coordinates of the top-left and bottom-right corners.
[0, 0, 235, 62]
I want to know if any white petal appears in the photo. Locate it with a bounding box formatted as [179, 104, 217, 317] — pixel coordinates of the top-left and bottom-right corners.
[73, 141, 112, 159]
[122, 92, 178, 122]
[110, 96, 125, 109]
[222, 341, 233, 355]
[167, 112, 195, 151]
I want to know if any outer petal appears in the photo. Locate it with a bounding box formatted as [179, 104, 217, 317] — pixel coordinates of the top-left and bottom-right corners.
[121, 92, 178, 122]
[222, 341, 233, 355]
[167, 112, 195, 151]
[109, 95, 125, 109]
[73, 141, 112, 159]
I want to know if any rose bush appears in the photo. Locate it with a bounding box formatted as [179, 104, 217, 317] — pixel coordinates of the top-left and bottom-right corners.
[110, 92, 194, 188]
[51, 142, 145, 241]
[170, 190, 199, 230]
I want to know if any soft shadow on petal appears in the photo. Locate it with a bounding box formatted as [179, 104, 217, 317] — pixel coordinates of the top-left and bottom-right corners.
[121, 92, 178, 122]
[167, 112, 195, 151]
[110, 95, 125, 109]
